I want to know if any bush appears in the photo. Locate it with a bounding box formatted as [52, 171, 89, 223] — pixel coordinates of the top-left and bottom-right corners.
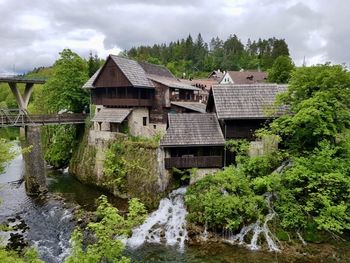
[185, 166, 266, 230]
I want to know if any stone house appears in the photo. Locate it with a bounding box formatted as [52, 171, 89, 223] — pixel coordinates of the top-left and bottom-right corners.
[83, 55, 205, 138]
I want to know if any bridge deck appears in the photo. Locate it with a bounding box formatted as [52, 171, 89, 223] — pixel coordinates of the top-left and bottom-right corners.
[0, 113, 87, 127]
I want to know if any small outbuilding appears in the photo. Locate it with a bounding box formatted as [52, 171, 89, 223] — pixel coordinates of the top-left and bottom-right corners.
[207, 84, 287, 140]
[160, 113, 225, 170]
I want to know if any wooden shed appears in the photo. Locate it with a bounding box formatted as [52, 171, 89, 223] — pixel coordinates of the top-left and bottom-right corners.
[160, 113, 225, 169]
[207, 84, 287, 140]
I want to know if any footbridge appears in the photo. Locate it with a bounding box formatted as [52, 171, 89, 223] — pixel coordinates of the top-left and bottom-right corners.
[0, 75, 88, 196]
[0, 109, 87, 127]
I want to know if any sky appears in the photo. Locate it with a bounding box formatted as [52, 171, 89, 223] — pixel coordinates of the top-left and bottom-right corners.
[0, 0, 349, 73]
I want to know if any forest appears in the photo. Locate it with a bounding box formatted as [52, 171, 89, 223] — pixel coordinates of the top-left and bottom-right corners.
[126, 33, 290, 78]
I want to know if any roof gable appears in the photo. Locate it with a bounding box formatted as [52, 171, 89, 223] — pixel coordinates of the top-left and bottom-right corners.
[83, 67, 102, 89]
[221, 71, 267, 85]
[211, 84, 287, 119]
[110, 55, 154, 88]
[93, 57, 132, 88]
[160, 113, 225, 147]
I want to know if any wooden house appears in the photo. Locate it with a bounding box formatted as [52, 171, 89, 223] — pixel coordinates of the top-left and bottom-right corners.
[220, 71, 267, 85]
[83, 55, 204, 137]
[160, 113, 225, 170]
[206, 84, 287, 140]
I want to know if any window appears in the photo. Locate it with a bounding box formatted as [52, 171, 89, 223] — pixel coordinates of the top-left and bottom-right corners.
[143, 117, 147, 126]
[153, 124, 156, 129]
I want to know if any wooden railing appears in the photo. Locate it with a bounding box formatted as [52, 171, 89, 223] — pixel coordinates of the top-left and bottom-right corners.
[0, 113, 87, 127]
[165, 156, 223, 169]
[92, 97, 153, 107]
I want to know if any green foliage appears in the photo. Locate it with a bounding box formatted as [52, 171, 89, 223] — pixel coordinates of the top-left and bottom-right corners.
[43, 125, 78, 168]
[185, 166, 267, 230]
[66, 195, 146, 263]
[0, 247, 43, 263]
[87, 52, 104, 77]
[276, 141, 350, 234]
[267, 55, 295, 84]
[127, 34, 290, 77]
[42, 49, 89, 113]
[239, 152, 285, 178]
[271, 64, 350, 152]
[102, 135, 161, 208]
[103, 142, 127, 193]
[225, 139, 249, 156]
[0, 139, 15, 174]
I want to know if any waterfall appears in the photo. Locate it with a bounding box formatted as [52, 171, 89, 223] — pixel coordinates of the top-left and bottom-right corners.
[127, 187, 188, 251]
[223, 193, 280, 252]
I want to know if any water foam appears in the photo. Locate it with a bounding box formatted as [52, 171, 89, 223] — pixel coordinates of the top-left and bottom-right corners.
[127, 187, 188, 251]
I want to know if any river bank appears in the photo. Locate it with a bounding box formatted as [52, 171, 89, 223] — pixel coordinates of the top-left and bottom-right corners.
[1, 149, 350, 263]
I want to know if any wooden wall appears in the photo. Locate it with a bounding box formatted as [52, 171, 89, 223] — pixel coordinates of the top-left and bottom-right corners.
[94, 58, 131, 88]
[224, 119, 269, 140]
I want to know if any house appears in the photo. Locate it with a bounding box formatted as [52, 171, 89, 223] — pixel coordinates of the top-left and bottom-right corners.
[206, 84, 287, 140]
[208, 69, 224, 81]
[220, 71, 267, 85]
[83, 55, 204, 138]
[179, 78, 219, 104]
[160, 113, 225, 171]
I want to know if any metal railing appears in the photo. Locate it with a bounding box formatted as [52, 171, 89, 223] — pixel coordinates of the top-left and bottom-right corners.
[0, 109, 87, 127]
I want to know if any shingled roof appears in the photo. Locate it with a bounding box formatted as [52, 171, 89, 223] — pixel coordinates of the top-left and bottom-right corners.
[171, 101, 206, 113]
[82, 67, 102, 89]
[224, 71, 267, 84]
[210, 84, 287, 119]
[148, 75, 201, 91]
[83, 55, 199, 90]
[160, 113, 225, 147]
[92, 108, 132, 123]
[110, 55, 154, 88]
[139, 61, 174, 78]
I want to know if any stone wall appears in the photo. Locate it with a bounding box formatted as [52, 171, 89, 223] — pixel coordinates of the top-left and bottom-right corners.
[128, 107, 166, 138]
[189, 168, 220, 185]
[70, 126, 170, 209]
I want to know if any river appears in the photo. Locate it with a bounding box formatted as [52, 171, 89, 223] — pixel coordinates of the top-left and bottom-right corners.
[0, 148, 349, 263]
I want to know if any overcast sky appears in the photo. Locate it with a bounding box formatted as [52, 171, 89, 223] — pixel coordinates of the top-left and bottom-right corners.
[0, 0, 349, 73]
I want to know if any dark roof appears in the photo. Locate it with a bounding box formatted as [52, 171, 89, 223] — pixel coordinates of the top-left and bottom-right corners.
[139, 61, 174, 78]
[92, 108, 132, 123]
[148, 75, 201, 91]
[82, 67, 102, 89]
[225, 71, 267, 84]
[110, 55, 154, 88]
[83, 55, 198, 90]
[211, 84, 287, 119]
[160, 113, 225, 147]
[171, 101, 206, 113]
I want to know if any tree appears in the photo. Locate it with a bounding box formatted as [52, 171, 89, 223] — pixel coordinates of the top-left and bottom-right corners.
[87, 52, 102, 77]
[268, 56, 295, 84]
[271, 64, 350, 152]
[0, 139, 14, 174]
[43, 49, 89, 113]
[66, 196, 147, 263]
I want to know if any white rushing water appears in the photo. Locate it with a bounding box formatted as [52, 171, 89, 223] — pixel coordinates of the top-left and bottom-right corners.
[222, 193, 281, 252]
[127, 187, 188, 251]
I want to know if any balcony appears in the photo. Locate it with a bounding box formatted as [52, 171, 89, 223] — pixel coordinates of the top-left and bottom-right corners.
[165, 156, 223, 169]
[92, 97, 153, 107]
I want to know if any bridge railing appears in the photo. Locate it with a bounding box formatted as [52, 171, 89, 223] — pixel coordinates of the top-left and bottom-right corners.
[0, 109, 87, 127]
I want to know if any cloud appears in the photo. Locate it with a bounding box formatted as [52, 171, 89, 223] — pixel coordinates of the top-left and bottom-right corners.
[0, 0, 349, 73]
